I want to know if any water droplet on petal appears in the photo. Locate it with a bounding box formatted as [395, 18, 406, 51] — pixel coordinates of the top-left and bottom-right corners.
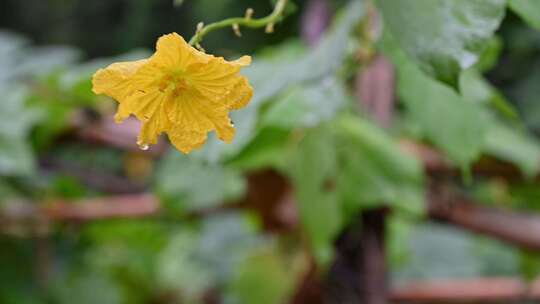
[139, 144, 149, 151]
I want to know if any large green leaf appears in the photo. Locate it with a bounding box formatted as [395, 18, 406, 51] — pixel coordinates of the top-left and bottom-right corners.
[228, 127, 292, 172]
[510, 60, 540, 131]
[0, 86, 42, 176]
[336, 116, 424, 216]
[484, 122, 540, 178]
[377, 0, 506, 86]
[157, 213, 263, 302]
[289, 117, 425, 264]
[155, 152, 246, 212]
[459, 68, 519, 119]
[225, 247, 297, 304]
[459, 69, 540, 177]
[393, 222, 519, 281]
[261, 78, 350, 130]
[229, 77, 351, 172]
[289, 126, 342, 265]
[384, 34, 489, 167]
[509, 0, 540, 31]
[52, 271, 122, 304]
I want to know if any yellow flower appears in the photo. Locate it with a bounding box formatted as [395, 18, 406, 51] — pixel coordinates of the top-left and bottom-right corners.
[92, 32, 253, 153]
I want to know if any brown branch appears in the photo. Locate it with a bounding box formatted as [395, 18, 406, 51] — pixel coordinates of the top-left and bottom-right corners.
[400, 139, 539, 180]
[390, 277, 540, 303]
[45, 193, 160, 221]
[427, 184, 540, 251]
[40, 156, 147, 194]
[0, 194, 159, 227]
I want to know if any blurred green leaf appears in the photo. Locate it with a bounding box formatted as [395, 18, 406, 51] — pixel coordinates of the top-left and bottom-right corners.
[473, 36, 503, 73]
[228, 127, 292, 172]
[225, 247, 296, 304]
[157, 230, 213, 302]
[384, 33, 488, 167]
[459, 69, 540, 177]
[261, 78, 350, 129]
[230, 76, 352, 172]
[393, 222, 519, 281]
[52, 271, 122, 304]
[509, 0, 540, 31]
[289, 125, 342, 265]
[459, 69, 519, 119]
[510, 61, 540, 131]
[0, 86, 42, 176]
[155, 152, 246, 212]
[376, 0, 506, 86]
[519, 250, 540, 282]
[336, 116, 424, 215]
[484, 122, 540, 178]
[157, 213, 263, 302]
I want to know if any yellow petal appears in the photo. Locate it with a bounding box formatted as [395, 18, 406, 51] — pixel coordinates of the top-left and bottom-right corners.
[224, 77, 253, 110]
[167, 129, 208, 153]
[165, 90, 235, 143]
[187, 56, 252, 110]
[152, 32, 209, 69]
[231, 55, 251, 67]
[92, 59, 147, 101]
[115, 89, 164, 123]
[137, 100, 170, 147]
[212, 113, 236, 142]
[128, 62, 163, 93]
[166, 93, 216, 132]
[188, 56, 244, 84]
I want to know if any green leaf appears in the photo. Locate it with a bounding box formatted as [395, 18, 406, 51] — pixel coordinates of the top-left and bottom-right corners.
[155, 152, 246, 212]
[484, 121, 540, 178]
[157, 230, 214, 300]
[509, 0, 540, 31]
[225, 248, 297, 304]
[261, 78, 350, 129]
[289, 126, 342, 265]
[459, 69, 540, 177]
[230, 77, 351, 172]
[510, 61, 540, 131]
[385, 36, 489, 167]
[228, 128, 292, 172]
[393, 222, 519, 281]
[157, 213, 263, 302]
[376, 0, 506, 86]
[52, 271, 123, 304]
[459, 69, 519, 119]
[519, 250, 540, 282]
[336, 116, 424, 215]
[289, 116, 424, 264]
[0, 86, 42, 176]
[473, 36, 503, 73]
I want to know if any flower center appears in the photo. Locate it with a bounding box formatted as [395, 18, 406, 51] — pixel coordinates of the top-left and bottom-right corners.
[159, 73, 190, 97]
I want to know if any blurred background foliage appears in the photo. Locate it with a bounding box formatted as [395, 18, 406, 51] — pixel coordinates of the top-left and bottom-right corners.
[1, 0, 540, 303]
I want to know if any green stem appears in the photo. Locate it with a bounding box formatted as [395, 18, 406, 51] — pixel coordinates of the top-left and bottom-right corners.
[188, 0, 289, 46]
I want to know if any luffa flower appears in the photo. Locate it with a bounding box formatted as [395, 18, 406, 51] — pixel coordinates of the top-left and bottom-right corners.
[92, 32, 253, 153]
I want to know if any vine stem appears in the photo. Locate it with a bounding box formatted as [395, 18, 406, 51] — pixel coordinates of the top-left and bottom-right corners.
[188, 0, 289, 46]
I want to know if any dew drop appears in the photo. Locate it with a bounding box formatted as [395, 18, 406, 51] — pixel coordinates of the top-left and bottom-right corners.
[139, 144, 149, 151]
